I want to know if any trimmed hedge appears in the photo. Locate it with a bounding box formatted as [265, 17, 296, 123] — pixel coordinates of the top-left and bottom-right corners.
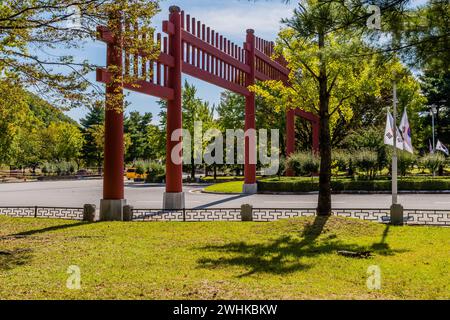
[257, 177, 450, 193]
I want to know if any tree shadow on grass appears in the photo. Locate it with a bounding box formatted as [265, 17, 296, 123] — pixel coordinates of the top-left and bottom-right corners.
[0, 248, 33, 271]
[4, 221, 89, 238]
[0, 221, 91, 271]
[197, 216, 406, 277]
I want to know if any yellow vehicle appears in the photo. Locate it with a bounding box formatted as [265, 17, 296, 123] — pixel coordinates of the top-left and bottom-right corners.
[125, 168, 147, 180]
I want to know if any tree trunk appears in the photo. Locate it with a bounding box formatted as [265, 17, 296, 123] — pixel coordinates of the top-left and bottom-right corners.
[317, 29, 332, 216]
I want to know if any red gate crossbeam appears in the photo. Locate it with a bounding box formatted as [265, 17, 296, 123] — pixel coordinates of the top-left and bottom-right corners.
[292, 108, 319, 124]
[254, 35, 289, 82]
[96, 25, 175, 100]
[96, 6, 304, 211]
[285, 108, 319, 177]
[164, 11, 251, 96]
[96, 15, 291, 100]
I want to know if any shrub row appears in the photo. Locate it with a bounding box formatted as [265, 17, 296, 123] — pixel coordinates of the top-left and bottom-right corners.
[257, 178, 450, 193]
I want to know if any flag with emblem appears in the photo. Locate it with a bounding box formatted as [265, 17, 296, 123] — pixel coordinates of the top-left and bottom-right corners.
[436, 140, 449, 156]
[399, 109, 413, 154]
[384, 111, 403, 150]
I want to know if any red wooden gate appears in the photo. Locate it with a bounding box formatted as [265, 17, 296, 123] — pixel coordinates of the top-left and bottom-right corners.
[96, 6, 319, 216]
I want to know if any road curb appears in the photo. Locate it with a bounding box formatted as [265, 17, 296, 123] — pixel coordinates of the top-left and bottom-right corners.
[203, 189, 450, 195]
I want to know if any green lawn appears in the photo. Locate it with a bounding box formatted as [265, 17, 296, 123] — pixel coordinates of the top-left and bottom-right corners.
[204, 181, 244, 193]
[0, 216, 449, 299]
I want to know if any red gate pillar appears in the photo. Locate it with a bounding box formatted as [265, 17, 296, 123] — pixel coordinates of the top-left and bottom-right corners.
[163, 6, 185, 209]
[286, 109, 295, 176]
[100, 12, 126, 221]
[243, 29, 257, 194]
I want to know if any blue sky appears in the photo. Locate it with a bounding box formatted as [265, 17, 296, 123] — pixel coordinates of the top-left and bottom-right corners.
[64, 0, 298, 123]
[60, 0, 427, 123]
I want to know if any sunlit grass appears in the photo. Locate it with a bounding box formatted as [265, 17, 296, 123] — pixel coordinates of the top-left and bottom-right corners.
[0, 216, 448, 300]
[203, 181, 244, 193]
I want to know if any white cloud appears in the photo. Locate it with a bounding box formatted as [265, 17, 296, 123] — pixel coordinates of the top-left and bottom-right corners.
[187, 5, 294, 40]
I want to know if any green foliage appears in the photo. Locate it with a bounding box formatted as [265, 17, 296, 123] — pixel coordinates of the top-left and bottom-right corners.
[40, 161, 79, 176]
[398, 151, 417, 176]
[396, 0, 450, 72]
[0, 80, 84, 169]
[40, 122, 85, 162]
[258, 177, 450, 193]
[286, 152, 320, 176]
[145, 161, 165, 183]
[419, 70, 450, 150]
[125, 112, 162, 162]
[354, 149, 378, 179]
[332, 150, 349, 172]
[80, 104, 105, 168]
[0, 0, 161, 110]
[421, 153, 446, 174]
[344, 127, 388, 171]
[135, 163, 145, 176]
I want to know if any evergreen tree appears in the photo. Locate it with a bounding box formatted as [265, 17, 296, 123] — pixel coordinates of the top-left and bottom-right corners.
[80, 104, 105, 169]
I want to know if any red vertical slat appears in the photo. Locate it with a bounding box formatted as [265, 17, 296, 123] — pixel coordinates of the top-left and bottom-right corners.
[142, 32, 147, 80]
[215, 32, 219, 76]
[163, 36, 168, 87]
[202, 24, 206, 70]
[211, 30, 216, 75]
[236, 46, 239, 84]
[124, 20, 130, 77]
[157, 33, 161, 86]
[133, 22, 139, 77]
[206, 27, 211, 72]
[227, 40, 231, 81]
[181, 10, 185, 29]
[186, 14, 191, 64]
[219, 35, 223, 79]
[197, 20, 201, 68]
[192, 17, 196, 66]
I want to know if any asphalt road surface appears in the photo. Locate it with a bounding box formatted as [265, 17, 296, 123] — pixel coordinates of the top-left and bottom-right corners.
[0, 179, 449, 210]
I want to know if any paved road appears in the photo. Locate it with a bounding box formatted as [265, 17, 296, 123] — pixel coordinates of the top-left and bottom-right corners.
[0, 179, 449, 210]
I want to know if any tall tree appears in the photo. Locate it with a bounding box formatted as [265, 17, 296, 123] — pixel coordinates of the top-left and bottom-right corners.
[0, 79, 29, 166]
[217, 91, 287, 175]
[0, 0, 160, 110]
[158, 82, 215, 179]
[420, 69, 450, 146]
[80, 104, 105, 168]
[40, 122, 85, 162]
[252, 1, 403, 215]
[124, 111, 161, 162]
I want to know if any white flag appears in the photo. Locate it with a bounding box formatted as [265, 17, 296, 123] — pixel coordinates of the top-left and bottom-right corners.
[399, 109, 414, 154]
[436, 140, 449, 156]
[384, 111, 403, 150]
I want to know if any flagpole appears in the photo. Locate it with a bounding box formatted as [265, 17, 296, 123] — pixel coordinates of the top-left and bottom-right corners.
[392, 80, 398, 205]
[431, 105, 437, 177]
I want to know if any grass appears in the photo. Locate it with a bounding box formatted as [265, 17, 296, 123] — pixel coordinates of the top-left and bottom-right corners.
[0, 215, 449, 300]
[204, 181, 244, 193]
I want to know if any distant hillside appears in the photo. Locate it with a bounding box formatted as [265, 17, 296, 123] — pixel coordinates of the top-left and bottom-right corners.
[24, 91, 77, 126]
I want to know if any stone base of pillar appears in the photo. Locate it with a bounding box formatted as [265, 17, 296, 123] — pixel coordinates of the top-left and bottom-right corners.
[242, 183, 258, 194]
[100, 199, 127, 221]
[163, 192, 185, 210]
[390, 204, 404, 226]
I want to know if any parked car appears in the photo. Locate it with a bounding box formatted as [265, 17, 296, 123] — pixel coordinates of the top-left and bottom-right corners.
[126, 168, 147, 181]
